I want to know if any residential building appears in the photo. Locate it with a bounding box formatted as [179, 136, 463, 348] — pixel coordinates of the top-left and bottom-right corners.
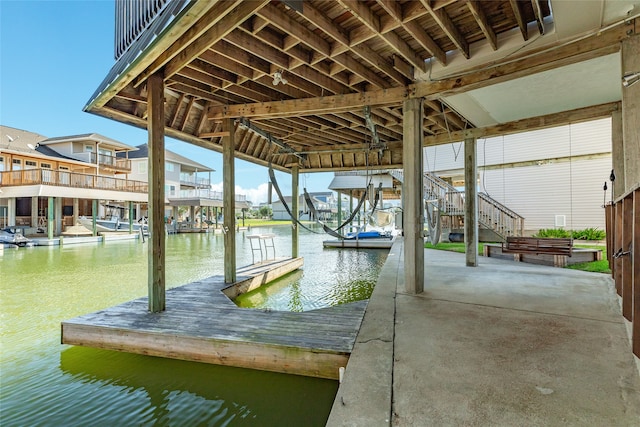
[0, 125, 147, 235]
[423, 118, 612, 234]
[120, 144, 250, 224]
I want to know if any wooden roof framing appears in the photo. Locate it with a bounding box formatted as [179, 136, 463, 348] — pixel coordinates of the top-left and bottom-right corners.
[86, 0, 631, 174]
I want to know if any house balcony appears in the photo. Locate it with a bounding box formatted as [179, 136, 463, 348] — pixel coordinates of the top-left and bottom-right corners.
[176, 189, 246, 202]
[93, 153, 131, 172]
[179, 177, 211, 189]
[0, 169, 148, 193]
[68, 152, 132, 172]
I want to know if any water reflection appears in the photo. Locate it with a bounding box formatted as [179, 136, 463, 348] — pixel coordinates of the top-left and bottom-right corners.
[58, 347, 337, 426]
[1, 228, 387, 426]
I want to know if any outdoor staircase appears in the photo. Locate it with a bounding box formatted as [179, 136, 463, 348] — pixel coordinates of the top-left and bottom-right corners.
[390, 170, 524, 241]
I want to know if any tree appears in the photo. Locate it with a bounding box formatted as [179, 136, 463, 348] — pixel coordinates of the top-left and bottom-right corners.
[258, 206, 272, 218]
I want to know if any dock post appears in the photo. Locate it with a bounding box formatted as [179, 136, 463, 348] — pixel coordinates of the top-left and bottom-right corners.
[291, 165, 299, 258]
[464, 136, 478, 267]
[91, 199, 98, 236]
[47, 197, 54, 240]
[337, 191, 342, 236]
[128, 201, 134, 233]
[402, 97, 425, 294]
[147, 72, 166, 312]
[223, 118, 237, 283]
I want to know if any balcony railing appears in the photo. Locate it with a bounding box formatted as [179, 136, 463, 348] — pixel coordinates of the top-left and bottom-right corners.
[114, 0, 187, 60]
[176, 189, 247, 202]
[179, 176, 211, 188]
[92, 152, 131, 172]
[0, 169, 148, 193]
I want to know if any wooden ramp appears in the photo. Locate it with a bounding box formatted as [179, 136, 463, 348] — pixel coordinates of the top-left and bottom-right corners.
[61, 257, 368, 379]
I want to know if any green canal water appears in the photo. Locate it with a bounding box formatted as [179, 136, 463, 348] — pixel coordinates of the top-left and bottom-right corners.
[0, 227, 387, 426]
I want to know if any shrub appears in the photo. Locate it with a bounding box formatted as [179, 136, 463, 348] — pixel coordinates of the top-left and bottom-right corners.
[571, 227, 606, 240]
[534, 228, 571, 238]
[533, 227, 605, 240]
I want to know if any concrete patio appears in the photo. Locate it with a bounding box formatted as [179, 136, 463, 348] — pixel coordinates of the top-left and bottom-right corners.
[328, 240, 640, 426]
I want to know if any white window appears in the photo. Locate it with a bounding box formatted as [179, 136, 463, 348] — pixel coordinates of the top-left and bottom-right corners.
[138, 161, 147, 174]
[0, 156, 4, 172]
[59, 166, 70, 171]
[25, 160, 37, 169]
[12, 159, 22, 171]
[164, 184, 176, 197]
[165, 162, 174, 172]
[84, 145, 94, 152]
[40, 163, 52, 169]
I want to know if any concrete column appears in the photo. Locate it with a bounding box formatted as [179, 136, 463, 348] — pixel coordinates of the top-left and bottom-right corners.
[291, 165, 299, 258]
[47, 197, 54, 240]
[31, 196, 38, 228]
[7, 198, 16, 226]
[621, 33, 640, 195]
[189, 206, 195, 225]
[222, 118, 236, 283]
[147, 72, 166, 312]
[54, 197, 63, 235]
[73, 198, 79, 226]
[403, 97, 425, 294]
[464, 137, 478, 267]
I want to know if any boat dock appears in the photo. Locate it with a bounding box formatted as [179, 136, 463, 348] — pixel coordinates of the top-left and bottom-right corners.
[61, 257, 367, 380]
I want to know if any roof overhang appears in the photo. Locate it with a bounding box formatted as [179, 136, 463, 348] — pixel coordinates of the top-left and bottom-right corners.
[84, 0, 640, 174]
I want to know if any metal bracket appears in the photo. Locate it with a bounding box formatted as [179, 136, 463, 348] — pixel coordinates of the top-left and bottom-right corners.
[612, 245, 632, 259]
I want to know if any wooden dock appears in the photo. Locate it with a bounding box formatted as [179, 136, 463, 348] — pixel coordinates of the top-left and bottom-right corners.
[61, 257, 368, 379]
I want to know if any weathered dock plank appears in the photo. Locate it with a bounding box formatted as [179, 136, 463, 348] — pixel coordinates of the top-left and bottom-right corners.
[61, 257, 368, 379]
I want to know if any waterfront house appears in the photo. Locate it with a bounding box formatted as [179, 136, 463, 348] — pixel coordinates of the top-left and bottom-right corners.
[0, 125, 147, 235]
[119, 143, 250, 228]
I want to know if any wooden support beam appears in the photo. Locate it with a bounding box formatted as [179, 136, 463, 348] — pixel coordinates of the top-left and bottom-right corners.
[622, 194, 633, 320]
[633, 189, 640, 357]
[509, 0, 529, 41]
[403, 97, 424, 294]
[152, 1, 268, 83]
[466, 0, 498, 50]
[291, 165, 299, 258]
[147, 72, 166, 313]
[611, 110, 625, 199]
[223, 118, 237, 284]
[531, 0, 545, 35]
[464, 137, 478, 267]
[614, 201, 623, 295]
[425, 102, 620, 145]
[421, 0, 470, 58]
[208, 23, 626, 121]
[337, 0, 427, 72]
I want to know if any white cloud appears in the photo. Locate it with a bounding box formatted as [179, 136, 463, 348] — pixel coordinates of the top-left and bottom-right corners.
[211, 182, 270, 205]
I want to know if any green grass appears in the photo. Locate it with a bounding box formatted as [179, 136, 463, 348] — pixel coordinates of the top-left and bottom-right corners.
[424, 242, 484, 254]
[568, 244, 611, 274]
[566, 259, 611, 274]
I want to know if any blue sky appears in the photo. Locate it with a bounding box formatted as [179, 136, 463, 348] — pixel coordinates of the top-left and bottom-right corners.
[0, 0, 333, 204]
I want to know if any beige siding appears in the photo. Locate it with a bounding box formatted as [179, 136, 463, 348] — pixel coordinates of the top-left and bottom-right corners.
[425, 118, 612, 232]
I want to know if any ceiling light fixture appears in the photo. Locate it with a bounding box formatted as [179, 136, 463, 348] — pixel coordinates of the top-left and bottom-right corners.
[272, 70, 288, 86]
[622, 71, 640, 88]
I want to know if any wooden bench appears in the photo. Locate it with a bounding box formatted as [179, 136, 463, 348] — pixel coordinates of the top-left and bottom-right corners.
[502, 237, 573, 256]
